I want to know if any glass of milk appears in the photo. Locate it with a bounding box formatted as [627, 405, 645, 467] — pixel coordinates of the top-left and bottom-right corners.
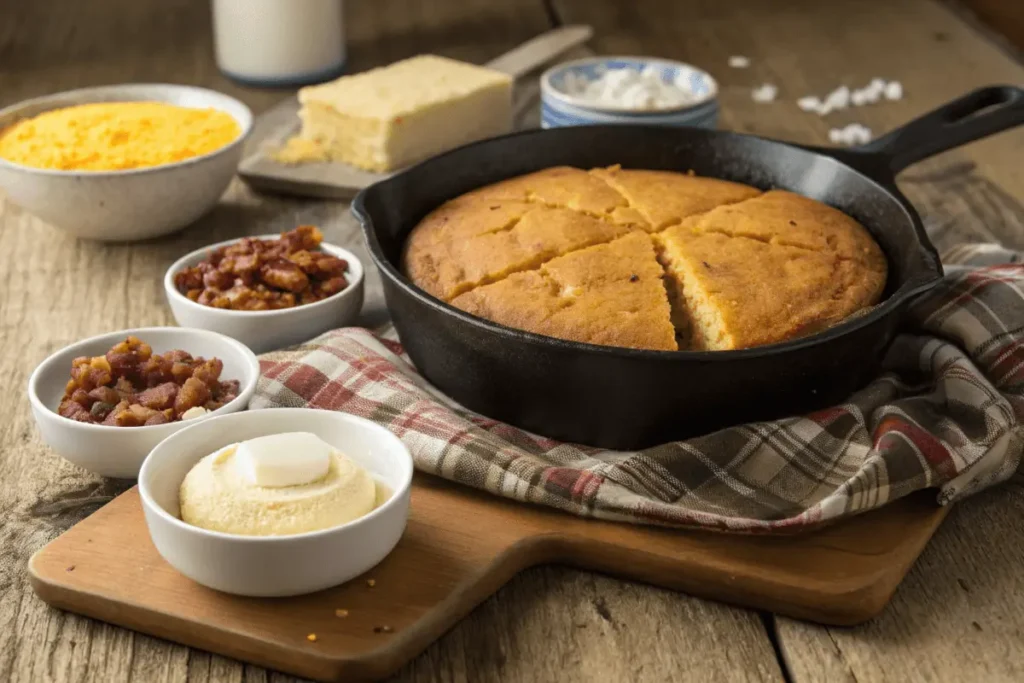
[212, 0, 346, 87]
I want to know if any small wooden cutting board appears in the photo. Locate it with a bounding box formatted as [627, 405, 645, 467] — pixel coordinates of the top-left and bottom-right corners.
[29, 473, 947, 682]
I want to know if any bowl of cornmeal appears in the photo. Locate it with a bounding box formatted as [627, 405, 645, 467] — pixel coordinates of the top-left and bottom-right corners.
[0, 83, 253, 241]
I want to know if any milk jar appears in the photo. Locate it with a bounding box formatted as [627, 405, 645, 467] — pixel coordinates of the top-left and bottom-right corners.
[212, 0, 346, 87]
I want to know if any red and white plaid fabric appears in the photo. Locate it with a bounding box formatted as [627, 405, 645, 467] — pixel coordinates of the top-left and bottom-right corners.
[251, 244, 1024, 533]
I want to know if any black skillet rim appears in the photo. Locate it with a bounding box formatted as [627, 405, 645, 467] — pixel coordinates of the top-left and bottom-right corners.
[353, 125, 945, 363]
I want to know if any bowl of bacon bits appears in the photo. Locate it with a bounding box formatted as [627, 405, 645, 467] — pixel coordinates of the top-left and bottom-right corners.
[27, 327, 259, 478]
[164, 225, 364, 353]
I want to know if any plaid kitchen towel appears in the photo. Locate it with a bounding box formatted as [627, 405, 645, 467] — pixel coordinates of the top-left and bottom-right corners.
[250, 243, 1024, 533]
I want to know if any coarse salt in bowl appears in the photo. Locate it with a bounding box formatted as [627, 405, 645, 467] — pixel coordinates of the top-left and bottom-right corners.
[541, 56, 719, 129]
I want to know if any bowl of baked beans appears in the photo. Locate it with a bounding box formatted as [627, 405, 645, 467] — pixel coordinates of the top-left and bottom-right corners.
[164, 226, 365, 353]
[27, 327, 259, 478]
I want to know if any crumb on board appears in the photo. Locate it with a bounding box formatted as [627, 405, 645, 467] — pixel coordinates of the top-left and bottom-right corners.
[66, 565, 75, 572]
[307, 633, 318, 642]
[373, 625, 394, 634]
[335, 609, 349, 618]
[366, 578, 376, 588]
[269, 135, 330, 165]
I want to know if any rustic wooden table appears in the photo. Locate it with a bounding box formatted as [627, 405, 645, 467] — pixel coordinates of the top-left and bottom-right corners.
[3, 0, 1024, 681]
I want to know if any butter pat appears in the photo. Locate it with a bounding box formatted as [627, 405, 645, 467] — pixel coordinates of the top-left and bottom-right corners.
[236, 432, 332, 488]
[295, 54, 513, 172]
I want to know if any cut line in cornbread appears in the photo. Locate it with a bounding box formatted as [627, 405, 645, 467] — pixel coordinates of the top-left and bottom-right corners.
[403, 203, 636, 301]
[404, 166, 889, 351]
[466, 166, 649, 227]
[590, 165, 763, 231]
[293, 55, 513, 172]
[679, 189, 888, 270]
[654, 226, 886, 351]
[451, 232, 677, 351]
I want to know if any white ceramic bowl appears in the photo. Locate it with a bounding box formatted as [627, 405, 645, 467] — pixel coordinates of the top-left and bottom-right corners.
[139, 407, 413, 597]
[164, 235, 365, 354]
[540, 56, 719, 129]
[0, 83, 253, 242]
[27, 327, 259, 479]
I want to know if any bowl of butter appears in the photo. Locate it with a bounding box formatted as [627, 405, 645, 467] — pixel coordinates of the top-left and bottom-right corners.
[138, 407, 413, 597]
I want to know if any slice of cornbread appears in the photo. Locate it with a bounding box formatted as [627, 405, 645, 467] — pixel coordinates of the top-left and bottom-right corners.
[680, 190, 887, 269]
[655, 227, 885, 350]
[296, 55, 513, 172]
[451, 232, 677, 351]
[403, 204, 636, 301]
[590, 165, 762, 230]
[467, 166, 648, 227]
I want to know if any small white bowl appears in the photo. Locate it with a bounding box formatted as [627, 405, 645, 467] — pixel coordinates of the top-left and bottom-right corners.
[164, 235, 365, 354]
[540, 56, 719, 129]
[138, 408, 413, 597]
[0, 83, 253, 242]
[27, 327, 259, 479]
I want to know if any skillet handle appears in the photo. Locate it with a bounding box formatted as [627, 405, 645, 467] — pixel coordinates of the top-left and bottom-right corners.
[858, 85, 1024, 174]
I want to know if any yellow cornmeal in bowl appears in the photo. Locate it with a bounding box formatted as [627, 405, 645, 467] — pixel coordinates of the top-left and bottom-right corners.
[402, 166, 888, 352]
[0, 102, 241, 171]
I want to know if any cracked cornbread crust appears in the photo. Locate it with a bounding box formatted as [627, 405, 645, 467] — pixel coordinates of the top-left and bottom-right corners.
[401, 166, 888, 352]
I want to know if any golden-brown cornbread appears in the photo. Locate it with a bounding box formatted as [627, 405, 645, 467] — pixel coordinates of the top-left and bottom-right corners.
[403, 203, 634, 301]
[450, 232, 677, 351]
[654, 228, 885, 350]
[590, 165, 762, 230]
[465, 166, 649, 227]
[402, 166, 888, 352]
[679, 190, 888, 269]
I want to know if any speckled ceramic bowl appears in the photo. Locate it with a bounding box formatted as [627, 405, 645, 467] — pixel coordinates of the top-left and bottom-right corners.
[0, 84, 253, 242]
[540, 56, 719, 129]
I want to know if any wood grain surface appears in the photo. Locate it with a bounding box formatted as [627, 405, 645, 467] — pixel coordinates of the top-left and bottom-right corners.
[2, 0, 1024, 681]
[28, 477, 946, 681]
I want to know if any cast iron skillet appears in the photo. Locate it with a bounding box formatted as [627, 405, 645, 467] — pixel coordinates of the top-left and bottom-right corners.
[353, 86, 1024, 450]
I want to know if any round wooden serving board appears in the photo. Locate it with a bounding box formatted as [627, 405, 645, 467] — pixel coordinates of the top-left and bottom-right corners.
[29, 473, 947, 682]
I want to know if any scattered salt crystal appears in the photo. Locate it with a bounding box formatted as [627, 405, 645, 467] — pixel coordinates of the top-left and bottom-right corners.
[829, 123, 873, 146]
[884, 81, 903, 101]
[797, 96, 821, 112]
[728, 55, 750, 68]
[752, 84, 778, 103]
[851, 89, 870, 106]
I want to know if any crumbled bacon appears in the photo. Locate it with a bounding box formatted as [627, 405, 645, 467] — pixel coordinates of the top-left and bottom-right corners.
[58, 336, 240, 427]
[172, 226, 349, 311]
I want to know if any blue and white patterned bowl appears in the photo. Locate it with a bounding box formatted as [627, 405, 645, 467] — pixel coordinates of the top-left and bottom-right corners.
[540, 56, 719, 130]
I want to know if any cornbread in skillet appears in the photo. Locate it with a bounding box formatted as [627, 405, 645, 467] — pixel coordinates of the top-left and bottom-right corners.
[402, 166, 888, 351]
[590, 166, 762, 230]
[451, 232, 677, 351]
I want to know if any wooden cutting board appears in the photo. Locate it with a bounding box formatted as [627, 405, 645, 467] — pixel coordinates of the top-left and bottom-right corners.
[29, 473, 947, 683]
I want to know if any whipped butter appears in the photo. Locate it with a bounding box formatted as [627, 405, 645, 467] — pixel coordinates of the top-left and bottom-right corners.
[178, 432, 377, 536]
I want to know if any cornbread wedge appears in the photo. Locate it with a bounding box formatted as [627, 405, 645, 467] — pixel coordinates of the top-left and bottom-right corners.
[451, 232, 677, 351]
[589, 165, 762, 230]
[403, 204, 634, 301]
[295, 55, 513, 172]
[654, 227, 886, 350]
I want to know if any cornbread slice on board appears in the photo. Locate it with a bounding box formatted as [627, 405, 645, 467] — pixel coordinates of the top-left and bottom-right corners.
[681, 189, 888, 269]
[655, 227, 886, 351]
[590, 165, 762, 230]
[403, 204, 635, 301]
[468, 166, 648, 227]
[451, 232, 677, 351]
[296, 55, 512, 172]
